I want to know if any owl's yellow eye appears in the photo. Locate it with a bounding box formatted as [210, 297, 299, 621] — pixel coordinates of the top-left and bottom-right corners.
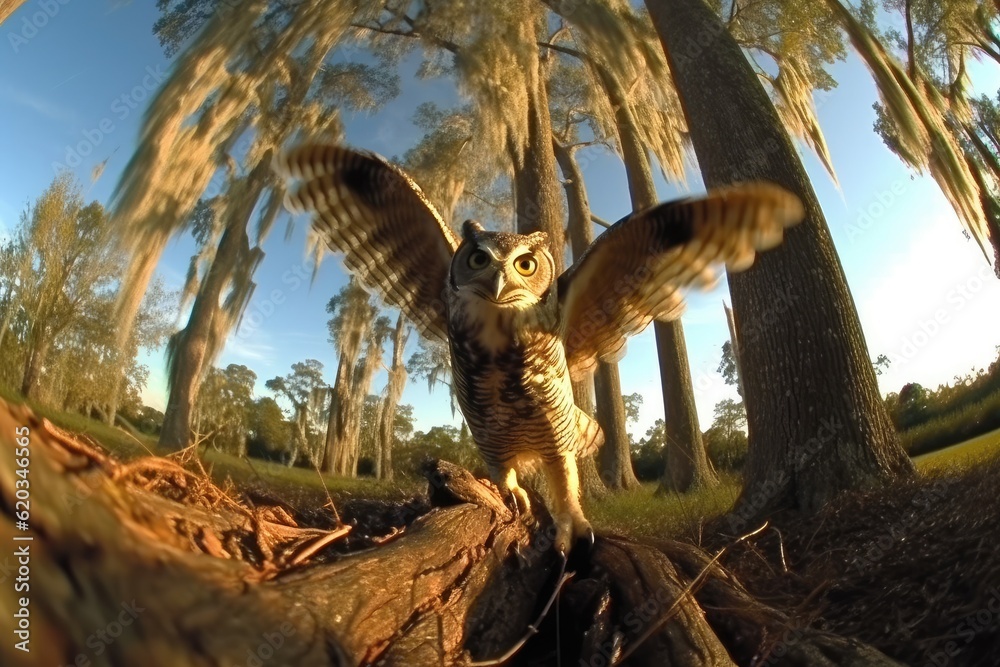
[514, 254, 537, 277]
[468, 250, 490, 270]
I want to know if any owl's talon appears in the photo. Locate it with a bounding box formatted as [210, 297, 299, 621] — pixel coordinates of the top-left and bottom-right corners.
[553, 515, 574, 558]
[509, 540, 531, 569]
[553, 516, 595, 572]
[509, 485, 532, 517]
[578, 525, 595, 551]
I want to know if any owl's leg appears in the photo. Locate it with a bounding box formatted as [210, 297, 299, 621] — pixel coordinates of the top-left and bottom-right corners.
[542, 454, 594, 556]
[494, 465, 532, 517]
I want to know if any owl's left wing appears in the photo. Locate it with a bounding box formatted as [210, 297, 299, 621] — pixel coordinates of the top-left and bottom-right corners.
[558, 183, 804, 381]
[276, 145, 459, 342]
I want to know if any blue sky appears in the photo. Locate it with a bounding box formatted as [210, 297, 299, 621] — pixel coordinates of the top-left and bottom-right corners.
[2, 1, 999, 439]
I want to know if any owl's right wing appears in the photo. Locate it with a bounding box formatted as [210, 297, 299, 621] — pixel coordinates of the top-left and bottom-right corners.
[557, 183, 804, 381]
[276, 145, 459, 342]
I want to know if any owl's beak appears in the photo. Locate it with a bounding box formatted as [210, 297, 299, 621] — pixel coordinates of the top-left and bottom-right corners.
[491, 273, 507, 301]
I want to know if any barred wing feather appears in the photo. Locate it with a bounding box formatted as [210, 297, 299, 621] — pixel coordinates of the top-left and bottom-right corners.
[276, 145, 459, 342]
[557, 183, 804, 381]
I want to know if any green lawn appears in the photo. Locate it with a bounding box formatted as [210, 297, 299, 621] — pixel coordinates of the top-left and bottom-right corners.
[586, 476, 742, 541]
[196, 447, 424, 502]
[914, 426, 1000, 473]
[0, 385, 157, 458]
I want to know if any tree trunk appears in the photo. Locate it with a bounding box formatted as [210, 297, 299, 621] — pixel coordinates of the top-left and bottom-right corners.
[962, 123, 1000, 276]
[569, 376, 611, 499]
[376, 314, 408, 481]
[514, 78, 566, 272]
[159, 156, 271, 451]
[724, 302, 745, 398]
[656, 317, 719, 493]
[0, 398, 906, 667]
[106, 243, 165, 426]
[553, 138, 622, 495]
[322, 356, 352, 474]
[20, 332, 50, 399]
[347, 340, 385, 475]
[646, 0, 913, 524]
[324, 336, 381, 477]
[595, 362, 641, 489]
[600, 64, 718, 493]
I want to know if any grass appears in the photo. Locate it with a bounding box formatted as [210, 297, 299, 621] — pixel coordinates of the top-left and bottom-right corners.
[0, 385, 156, 458]
[913, 425, 1000, 473]
[4, 386, 999, 541]
[196, 447, 423, 505]
[900, 387, 1000, 456]
[0, 386, 422, 506]
[586, 475, 742, 541]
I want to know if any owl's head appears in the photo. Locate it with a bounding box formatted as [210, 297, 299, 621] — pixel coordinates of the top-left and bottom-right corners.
[450, 220, 555, 307]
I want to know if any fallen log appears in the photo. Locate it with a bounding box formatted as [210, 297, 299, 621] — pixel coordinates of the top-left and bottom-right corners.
[0, 399, 904, 666]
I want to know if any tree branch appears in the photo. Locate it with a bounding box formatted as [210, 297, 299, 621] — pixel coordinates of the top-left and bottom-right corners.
[591, 213, 613, 229]
[352, 14, 460, 54]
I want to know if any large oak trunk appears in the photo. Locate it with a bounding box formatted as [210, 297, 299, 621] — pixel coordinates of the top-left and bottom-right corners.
[646, 0, 913, 523]
[601, 64, 717, 493]
[655, 319, 718, 493]
[554, 139, 637, 491]
[595, 362, 641, 490]
[514, 80, 566, 272]
[159, 161, 269, 451]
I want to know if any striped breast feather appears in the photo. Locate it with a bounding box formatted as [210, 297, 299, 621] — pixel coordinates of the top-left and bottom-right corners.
[557, 183, 804, 382]
[275, 144, 460, 342]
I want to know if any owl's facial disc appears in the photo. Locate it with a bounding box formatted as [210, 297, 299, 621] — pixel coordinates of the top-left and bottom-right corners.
[458, 246, 539, 307]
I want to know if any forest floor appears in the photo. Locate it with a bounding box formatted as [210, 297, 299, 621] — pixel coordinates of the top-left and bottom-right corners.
[6, 391, 1000, 664]
[707, 452, 1000, 666]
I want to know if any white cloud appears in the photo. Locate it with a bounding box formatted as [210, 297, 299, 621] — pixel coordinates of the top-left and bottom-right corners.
[223, 336, 276, 362]
[0, 85, 77, 125]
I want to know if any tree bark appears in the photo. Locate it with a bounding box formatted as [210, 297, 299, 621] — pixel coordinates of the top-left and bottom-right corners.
[656, 319, 719, 493]
[599, 63, 718, 493]
[553, 138, 627, 492]
[376, 314, 408, 481]
[0, 398, 905, 667]
[323, 355, 352, 474]
[20, 333, 50, 399]
[159, 155, 271, 451]
[595, 362, 641, 489]
[646, 0, 913, 524]
[514, 78, 566, 273]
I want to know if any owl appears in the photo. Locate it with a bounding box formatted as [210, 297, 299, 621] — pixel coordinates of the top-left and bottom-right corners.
[276, 145, 804, 556]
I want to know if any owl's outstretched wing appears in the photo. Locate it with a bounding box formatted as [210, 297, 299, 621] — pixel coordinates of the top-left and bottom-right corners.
[558, 183, 804, 381]
[276, 145, 459, 342]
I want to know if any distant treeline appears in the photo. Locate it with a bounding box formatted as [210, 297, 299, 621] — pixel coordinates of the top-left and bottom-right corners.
[887, 351, 1000, 456]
